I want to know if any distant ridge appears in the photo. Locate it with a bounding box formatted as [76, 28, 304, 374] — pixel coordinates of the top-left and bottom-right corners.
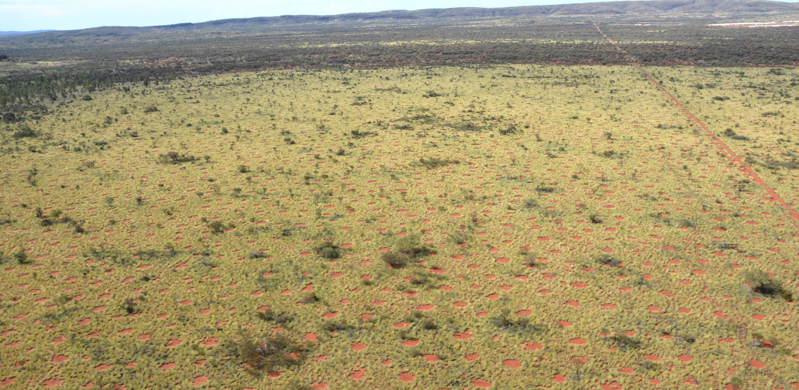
[6, 0, 799, 38]
[0, 30, 54, 37]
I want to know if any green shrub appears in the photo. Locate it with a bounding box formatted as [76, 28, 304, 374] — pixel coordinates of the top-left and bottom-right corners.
[12, 125, 36, 138]
[744, 270, 792, 301]
[382, 252, 410, 268]
[315, 242, 341, 259]
[609, 334, 641, 350]
[14, 251, 30, 264]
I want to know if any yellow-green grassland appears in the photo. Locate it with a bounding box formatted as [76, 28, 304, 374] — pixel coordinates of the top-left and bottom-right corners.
[1, 64, 798, 389]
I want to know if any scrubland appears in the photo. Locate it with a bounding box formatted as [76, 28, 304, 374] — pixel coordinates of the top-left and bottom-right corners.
[1, 63, 798, 389]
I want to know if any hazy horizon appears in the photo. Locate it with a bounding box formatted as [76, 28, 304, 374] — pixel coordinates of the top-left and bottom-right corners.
[2, 0, 797, 32]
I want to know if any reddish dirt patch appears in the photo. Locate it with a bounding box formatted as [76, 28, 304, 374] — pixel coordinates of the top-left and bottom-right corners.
[569, 338, 587, 345]
[524, 342, 543, 350]
[165, 339, 182, 347]
[193, 376, 208, 387]
[160, 362, 176, 371]
[348, 370, 366, 380]
[677, 354, 693, 362]
[502, 359, 522, 369]
[465, 353, 480, 362]
[399, 372, 415, 382]
[750, 360, 765, 368]
[516, 310, 532, 316]
[322, 312, 339, 319]
[200, 338, 218, 347]
[455, 329, 473, 340]
[351, 342, 367, 351]
[312, 383, 329, 390]
[0, 378, 17, 387]
[552, 374, 567, 383]
[43, 379, 62, 388]
[52, 355, 69, 363]
[645, 354, 661, 362]
[473, 378, 491, 388]
[401, 339, 420, 347]
[305, 333, 317, 342]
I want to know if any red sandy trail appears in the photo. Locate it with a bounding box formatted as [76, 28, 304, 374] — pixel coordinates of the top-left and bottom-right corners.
[593, 22, 799, 231]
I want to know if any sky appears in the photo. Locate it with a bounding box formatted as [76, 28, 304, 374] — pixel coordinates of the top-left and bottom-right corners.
[0, 0, 672, 31]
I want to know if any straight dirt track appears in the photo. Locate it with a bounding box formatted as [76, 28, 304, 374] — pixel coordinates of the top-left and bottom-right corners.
[593, 22, 799, 232]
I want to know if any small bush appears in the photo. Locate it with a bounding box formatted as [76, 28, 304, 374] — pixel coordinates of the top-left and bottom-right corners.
[12, 125, 36, 138]
[208, 220, 233, 234]
[248, 249, 267, 259]
[256, 309, 293, 323]
[158, 151, 198, 164]
[589, 214, 603, 224]
[14, 251, 31, 264]
[744, 270, 792, 301]
[498, 124, 520, 135]
[143, 105, 158, 113]
[419, 157, 459, 169]
[315, 242, 341, 259]
[598, 254, 620, 267]
[491, 308, 545, 335]
[227, 332, 305, 377]
[609, 334, 640, 350]
[394, 235, 427, 256]
[81, 95, 93, 101]
[382, 252, 410, 268]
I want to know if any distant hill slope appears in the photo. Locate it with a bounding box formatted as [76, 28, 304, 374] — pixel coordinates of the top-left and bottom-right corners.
[7, 0, 799, 38]
[0, 30, 54, 37]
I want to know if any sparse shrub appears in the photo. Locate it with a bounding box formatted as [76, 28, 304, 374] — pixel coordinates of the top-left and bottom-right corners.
[81, 95, 92, 101]
[491, 308, 544, 334]
[419, 157, 459, 169]
[394, 234, 431, 258]
[382, 252, 410, 268]
[301, 293, 320, 304]
[744, 270, 792, 301]
[315, 242, 341, 259]
[535, 184, 555, 193]
[12, 125, 36, 138]
[598, 254, 620, 267]
[122, 298, 139, 314]
[158, 151, 198, 164]
[256, 309, 293, 323]
[322, 320, 357, 333]
[609, 334, 640, 350]
[143, 105, 158, 113]
[14, 251, 31, 264]
[498, 124, 520, 135]
[227, 332, 305, 377]
[208, 220, 232, 234]
[589, 214, 603, 224]
[248, 249, 267, 259]
[351, 130, 377, 139]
